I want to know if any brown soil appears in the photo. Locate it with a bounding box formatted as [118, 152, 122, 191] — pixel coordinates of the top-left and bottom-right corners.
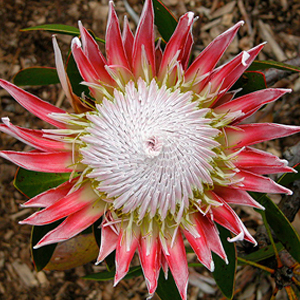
[1, 0, 300, 299]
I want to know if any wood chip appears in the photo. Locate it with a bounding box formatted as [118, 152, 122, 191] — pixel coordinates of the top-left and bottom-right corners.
[9, 208, 32, 221]
[210, 1, 236, 19]
[258, 20, 287, 61]
[11, 261, 39, 287]
[201, 18, 222, 31]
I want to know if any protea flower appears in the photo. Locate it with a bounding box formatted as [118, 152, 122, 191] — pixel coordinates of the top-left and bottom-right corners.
[1, 0, 299, 299]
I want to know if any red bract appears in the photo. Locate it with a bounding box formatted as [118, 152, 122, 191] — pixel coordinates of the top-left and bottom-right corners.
[1, 0, 300, 299]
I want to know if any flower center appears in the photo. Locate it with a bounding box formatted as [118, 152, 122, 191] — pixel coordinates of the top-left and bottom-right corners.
[80, 79, 221, 221]
[143, 135, 163, 157]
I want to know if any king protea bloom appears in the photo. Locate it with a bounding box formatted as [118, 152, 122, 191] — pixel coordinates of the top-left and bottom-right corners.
[1, 0, 300, 298]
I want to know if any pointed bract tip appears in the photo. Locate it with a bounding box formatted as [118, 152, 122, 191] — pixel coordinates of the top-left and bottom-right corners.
[186, 12, 194, 25]
[209, 260, 215, 272]
[71, 36, 82, 48]
[227, 231, 244, 243]
[33, 244, 42, 250]
[94, 260, 101, 266]
[109, 0, 115, 8]
[241, 51, 250, 66]
[225, 257, 229, 265]
[1, 116, 9, 124]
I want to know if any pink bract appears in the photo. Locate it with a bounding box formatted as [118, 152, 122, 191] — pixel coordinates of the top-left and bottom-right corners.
[1, 0, 300, 299]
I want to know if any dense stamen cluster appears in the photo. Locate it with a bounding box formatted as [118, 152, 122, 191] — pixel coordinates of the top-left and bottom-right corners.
[80, 79, 222, 221]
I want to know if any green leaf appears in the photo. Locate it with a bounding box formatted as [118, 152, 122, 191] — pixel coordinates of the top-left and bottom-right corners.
[12, 67, 60, 86]
[44, 231, 99, 271]
[104, 251, 116, 272]
[66, 52, 90, 97]
[21, 24, 105, 43]
[248, 60, 300, 72]
[156, 270, 182, 300]
[13, 168, 71, 198]
[232, 71, 267, 97]
[239, 242, 284, 264]
[31, 220, 63, 271]
[254, 194, 300, 263]
[14, 168, 71, 271]
[277, 164, 300, 186]
[153, 0, 177, 42]
[212, 225, 237, 299]
[83, 265, 142, 281]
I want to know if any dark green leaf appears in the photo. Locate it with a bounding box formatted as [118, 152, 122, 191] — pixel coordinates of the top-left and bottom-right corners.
[277, 164, 300, 186]
[212, 225, 237, 299]
[254, 194, 300, 263]
[13, 168, 71, 198]
[21, 24, 105, 43]
[239, 242, 284, 264]
[104, 251, 116, 272]
[232, 71, 267, 97]
[248, 60, 300, 72]
[153, 0, 177, 42]
[83, 265, 142, 281]
[156, 270, 182, 300]
[66, 52, 90, 97]
[12, 67, 60, 86]
[92, 218, 102, 248]
[44, 231, 99, 271]
[14, 168, 71, 272]
[31, 220, 63, 271]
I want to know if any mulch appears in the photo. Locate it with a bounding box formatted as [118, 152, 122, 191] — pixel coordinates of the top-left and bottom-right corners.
[1, 0, 300, 299]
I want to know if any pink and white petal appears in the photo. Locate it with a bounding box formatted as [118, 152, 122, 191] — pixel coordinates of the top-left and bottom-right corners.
[114, 227, 139, 286]
[241, 165, 294, 175]
[155, 39, 163, 75]
[20, 182, 98, 225]
[233, 146, 294, 174]
[53, 36, 85, 113]
[0, 118, 69, 152]
[185, 21, 244, 81]
[200, 44, 265, 105]
[105, 65, 134, 88]
[160, 228, 189, 300]
[21, 177, 79, 208]
[71, 37, 101, 84]
[122, 16, 135, 67]
[235, 169, 292, 195]
[210, 89, 239, 109]
[193, 50, 249, 96]
[210, 192, 256, 244]
[132, 0, 155, 78]
[106, 1, 130, 69]
[34, 200, 106, 248]
[161, 252, 169, 279]
[0, 79, 67, 129]
[181, 32, 193, 71]
[225, 123, 300, 148]
[214, 88, 291, 124]
[214, 186, 264, 209]
[217, 43, 265, 94]
[78, 22, 115, 86]
[182, 214, 214, 271]
[0, 151, 79, 173]
[138, 232, 161, 296]
[197, 214, 227, 261]
[159, 12, 194, 79]
[96, 220, 119, 264]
